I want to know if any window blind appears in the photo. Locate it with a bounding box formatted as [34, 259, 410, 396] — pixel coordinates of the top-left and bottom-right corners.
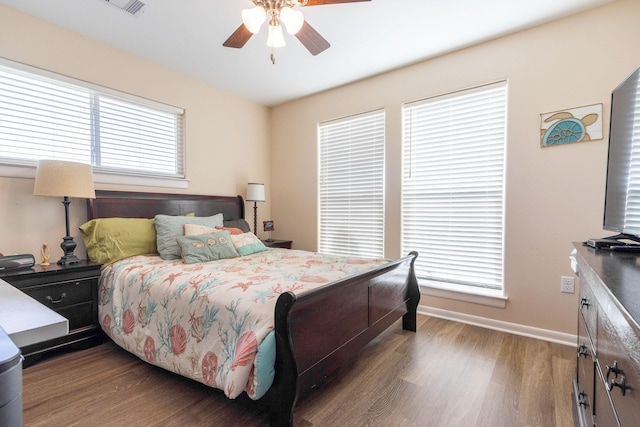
[0, 60, 184, 178]
[319, 110, 385, 258]
[402, 81, 507, 290]
[623, 78, 640, 229]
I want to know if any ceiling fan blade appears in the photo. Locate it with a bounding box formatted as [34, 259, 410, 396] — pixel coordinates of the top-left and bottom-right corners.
[223, 24, 253, 49]
[302, 0, 371, 5]
[295, 21, 330, 56]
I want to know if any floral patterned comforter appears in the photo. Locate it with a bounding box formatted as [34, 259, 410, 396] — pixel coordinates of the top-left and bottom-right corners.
[98, 248, 389, 400]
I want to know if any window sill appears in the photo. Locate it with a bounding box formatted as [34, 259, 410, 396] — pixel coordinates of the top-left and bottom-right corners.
[420, 279, 507, 308]
[0, 165, 188, 189]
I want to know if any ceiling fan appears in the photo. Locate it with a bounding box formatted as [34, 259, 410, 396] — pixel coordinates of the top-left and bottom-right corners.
[223, 0, 371, 63]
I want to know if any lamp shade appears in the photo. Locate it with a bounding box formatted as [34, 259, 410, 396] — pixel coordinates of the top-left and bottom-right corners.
[33, 160, 96, 199]
[246, 183, 265, 202]
[266, 24, 286, 48]
[242, 5, 267, 34]
[280, 7, 304, 35]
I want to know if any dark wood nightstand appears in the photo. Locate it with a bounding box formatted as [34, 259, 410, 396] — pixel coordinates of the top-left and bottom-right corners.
[0, 260, 102, 365]
[263, 239, 292, 249]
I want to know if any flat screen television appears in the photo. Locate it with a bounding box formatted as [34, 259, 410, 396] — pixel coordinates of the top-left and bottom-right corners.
[601, 65, 640, 245]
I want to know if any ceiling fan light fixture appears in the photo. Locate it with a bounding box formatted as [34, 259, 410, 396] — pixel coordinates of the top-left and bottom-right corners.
[266, 24, 286, 48]
[280, 7, 304, 35]
[242, 6, 267, 34]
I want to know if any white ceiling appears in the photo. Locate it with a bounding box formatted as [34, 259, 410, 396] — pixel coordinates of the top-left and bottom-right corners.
[0, 0, 615, 106]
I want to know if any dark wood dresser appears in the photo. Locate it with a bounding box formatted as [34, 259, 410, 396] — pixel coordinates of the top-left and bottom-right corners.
[0, 261, 102, 365]
[572, 244, 640, 426]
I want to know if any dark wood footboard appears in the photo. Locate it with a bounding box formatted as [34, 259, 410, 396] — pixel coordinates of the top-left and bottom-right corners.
[268, 251, 419, 426]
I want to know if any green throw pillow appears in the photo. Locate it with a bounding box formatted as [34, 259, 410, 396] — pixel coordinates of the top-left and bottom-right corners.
[79, 218, 157, 266]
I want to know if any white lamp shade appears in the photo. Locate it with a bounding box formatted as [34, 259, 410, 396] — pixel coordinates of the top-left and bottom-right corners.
[280, 7, 304, 35]
[266, 24, 286, 48]
[242, 6, 267, 34]
[246, 183, 265, 202]
[33, 159, 96, 199]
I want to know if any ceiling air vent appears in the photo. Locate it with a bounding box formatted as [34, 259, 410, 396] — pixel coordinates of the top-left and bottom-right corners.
[102, 0, 147, 17]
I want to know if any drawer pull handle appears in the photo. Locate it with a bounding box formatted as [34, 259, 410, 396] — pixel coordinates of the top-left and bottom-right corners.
[580, 297, 590, 309]
[608, 375, 629, 396]
[577, 391, 589, 407]
[45, 293, 66, 304]
[577, 344, 589, 358]
[606, 360, 621, 382]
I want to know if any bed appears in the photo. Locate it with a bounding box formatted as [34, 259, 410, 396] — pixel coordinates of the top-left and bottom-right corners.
[86, 190, 420, 426]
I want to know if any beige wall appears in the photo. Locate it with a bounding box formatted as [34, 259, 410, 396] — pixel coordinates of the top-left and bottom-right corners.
[0, 5, 271, 258]
[271, 0, 640, 335]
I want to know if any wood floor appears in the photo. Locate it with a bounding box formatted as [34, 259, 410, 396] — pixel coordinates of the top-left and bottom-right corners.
[21, 315, 576, 427]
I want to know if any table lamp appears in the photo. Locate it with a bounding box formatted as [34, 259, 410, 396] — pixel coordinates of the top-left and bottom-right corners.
[33, 159, 96, 265]
[246, 182, 265, 235]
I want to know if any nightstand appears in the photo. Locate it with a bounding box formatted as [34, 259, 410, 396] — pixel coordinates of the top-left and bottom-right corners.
[263, 239, 293, 249]
[0, 261, 102, 365]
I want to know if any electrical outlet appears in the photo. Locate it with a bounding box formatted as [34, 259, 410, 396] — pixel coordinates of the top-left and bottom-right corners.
[561, 276, 575, 293]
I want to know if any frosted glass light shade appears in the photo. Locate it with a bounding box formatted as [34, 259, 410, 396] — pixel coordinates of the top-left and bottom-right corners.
[246, 183, 265, 202]
[33, 159, 95, 199]
[242, 6, 267, 34]
[266, 24, 286, 48]
[280, 7, 304, 35]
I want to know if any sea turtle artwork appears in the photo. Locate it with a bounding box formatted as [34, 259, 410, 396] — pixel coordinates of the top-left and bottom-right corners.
[541, 111, 599, 147]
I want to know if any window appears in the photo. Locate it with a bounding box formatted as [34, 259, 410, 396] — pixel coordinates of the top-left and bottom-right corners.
[0, 59, 184, 182]
[318, 110, 385, 258]
[402, 81, 507, 293]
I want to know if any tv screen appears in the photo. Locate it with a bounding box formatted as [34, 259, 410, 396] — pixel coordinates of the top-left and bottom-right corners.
[603, 66, 640, 239]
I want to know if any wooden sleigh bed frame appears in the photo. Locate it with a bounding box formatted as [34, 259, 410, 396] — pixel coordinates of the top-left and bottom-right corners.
[88, 190, 420, 426]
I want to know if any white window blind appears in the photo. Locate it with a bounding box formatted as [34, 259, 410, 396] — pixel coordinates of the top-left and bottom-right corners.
[402, 81, 507, 291]
[0, 59, 184, 179]
[623, 76, 640, 229]
[319, 110, 385, 258]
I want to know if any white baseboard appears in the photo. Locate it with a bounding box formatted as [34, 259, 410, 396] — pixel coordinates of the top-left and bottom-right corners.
[418, 305, 576, 347]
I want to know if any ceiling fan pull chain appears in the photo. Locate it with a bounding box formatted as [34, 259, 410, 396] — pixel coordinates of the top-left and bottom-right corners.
[270, 48, 276, 64]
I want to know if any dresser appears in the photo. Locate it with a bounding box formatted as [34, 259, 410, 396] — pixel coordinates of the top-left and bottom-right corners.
[572, 244, 640, 426]
[0, 261, 102, 365]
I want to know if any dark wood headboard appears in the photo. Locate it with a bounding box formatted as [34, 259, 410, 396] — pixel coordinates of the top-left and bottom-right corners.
[87, 191, 245, 221]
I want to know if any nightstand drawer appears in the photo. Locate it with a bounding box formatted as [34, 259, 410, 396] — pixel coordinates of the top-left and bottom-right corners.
[57, 301, 93, 330]
[25, 278, 95, 310]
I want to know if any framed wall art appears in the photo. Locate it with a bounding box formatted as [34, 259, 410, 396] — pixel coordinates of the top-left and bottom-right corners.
[540, 103, 603, 147]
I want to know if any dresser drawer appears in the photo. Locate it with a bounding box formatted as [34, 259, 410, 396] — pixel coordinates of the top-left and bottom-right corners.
[594, 363, 620, 427]
[597, 309, 640, 426]
[23, 278, 95, 310]
[579, 276, 597, 350]
[577, 314, 595, 423]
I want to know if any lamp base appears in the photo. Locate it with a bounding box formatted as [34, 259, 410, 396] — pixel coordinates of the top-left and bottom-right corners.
[57, 236, 80, 266]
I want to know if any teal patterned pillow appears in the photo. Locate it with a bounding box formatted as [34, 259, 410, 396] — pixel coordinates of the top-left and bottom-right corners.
[231, 232, 268, 256]
[176, 230, 238, 264]
[155, 213, 223, 260]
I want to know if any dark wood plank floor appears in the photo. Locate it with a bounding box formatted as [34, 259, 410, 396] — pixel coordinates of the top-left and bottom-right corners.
[21, 315, 575, 426]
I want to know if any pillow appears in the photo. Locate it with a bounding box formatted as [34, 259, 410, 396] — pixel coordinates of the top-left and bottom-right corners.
[176, 230, 238, 264]
[184, 223, 215, 236]
[223, 218, 251, 233]
[231, 232, 268, 256]
[154, 213, 223, 260]
[183, 223, 243, 236]
[79, 218, 157, 266]
[215, 225, 244, 235]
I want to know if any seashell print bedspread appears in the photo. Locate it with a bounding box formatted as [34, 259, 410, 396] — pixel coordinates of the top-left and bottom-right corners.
[98, 249, 389, 400]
